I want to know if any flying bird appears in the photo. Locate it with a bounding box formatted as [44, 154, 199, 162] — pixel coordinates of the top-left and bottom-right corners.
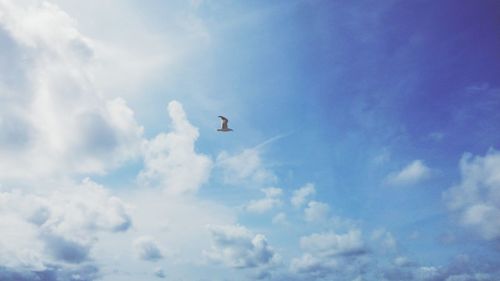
[217, 116, 233, 132]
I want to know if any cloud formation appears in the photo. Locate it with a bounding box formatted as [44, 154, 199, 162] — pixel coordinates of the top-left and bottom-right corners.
[444, 150, 500, 240]
[205, 224, 277, 269]
[246, 187, 283, 213]
[291, 183, 316, 208]
[304, 201, 330, 222]
[0, 0, 144, 182]
[138, 101, 212, 194]
[290, 229, 368, 279]
[0, 178, 131, 277]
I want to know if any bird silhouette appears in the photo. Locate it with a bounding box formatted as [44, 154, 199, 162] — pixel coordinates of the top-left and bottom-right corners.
[217, 116, 233, 132]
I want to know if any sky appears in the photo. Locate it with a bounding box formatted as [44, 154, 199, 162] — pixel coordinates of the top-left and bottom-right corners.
[1, 0, 500, 280]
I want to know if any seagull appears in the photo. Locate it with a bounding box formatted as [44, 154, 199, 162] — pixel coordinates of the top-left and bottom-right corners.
[217, 116, 233, 132]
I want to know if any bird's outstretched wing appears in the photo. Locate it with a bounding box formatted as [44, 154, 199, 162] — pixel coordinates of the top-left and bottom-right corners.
[218, 115, 229, 130]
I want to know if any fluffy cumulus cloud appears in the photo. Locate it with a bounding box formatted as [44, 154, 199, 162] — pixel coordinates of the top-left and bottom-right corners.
[385, 160, 432, 186]
[291, 183, 316, 208]
[204, 224, 277, 270]
[246, 187, 283, 213]
[444, 150, 500, 240]
[138, 101, 212, 194]
[290, 229, 368, 279]
[0, 178, 131, 278]
[0, 0, 144, 181]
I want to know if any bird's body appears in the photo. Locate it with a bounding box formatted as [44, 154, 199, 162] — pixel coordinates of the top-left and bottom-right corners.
[217, 116, 233, 132]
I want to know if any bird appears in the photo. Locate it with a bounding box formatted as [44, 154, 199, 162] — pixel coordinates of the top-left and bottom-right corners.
[217, 115, 233, 132]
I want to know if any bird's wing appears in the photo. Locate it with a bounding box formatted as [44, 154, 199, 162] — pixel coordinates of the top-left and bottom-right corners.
[218, 116, 229, 129]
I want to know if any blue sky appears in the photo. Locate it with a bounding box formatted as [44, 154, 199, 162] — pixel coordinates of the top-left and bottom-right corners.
[1, 0, 500, 280]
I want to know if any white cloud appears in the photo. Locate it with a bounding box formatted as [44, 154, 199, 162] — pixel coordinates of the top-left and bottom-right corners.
[291, 229, 367, 278]
[385, 160, 432, 186]
[300, 230, 366, 257]
[204, 224, 277, 269]
[291, 183, 316, 208]
[46, 0, 177, 101]
[246, 187, 283, 213]
[0, 214, 45, 271]
[216, 148, 276, 186]
[138, 101, 212, 194]
[443, 150, 500, 240]
[133, 236, 163, 262]
[0, 0, 144, 181]
[0, 178, 131, 272]
[92, 189, 236, 277]
[304, 201, 330, 222]
[290, 253, 338, 277]
[0, 1, 234, 280]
